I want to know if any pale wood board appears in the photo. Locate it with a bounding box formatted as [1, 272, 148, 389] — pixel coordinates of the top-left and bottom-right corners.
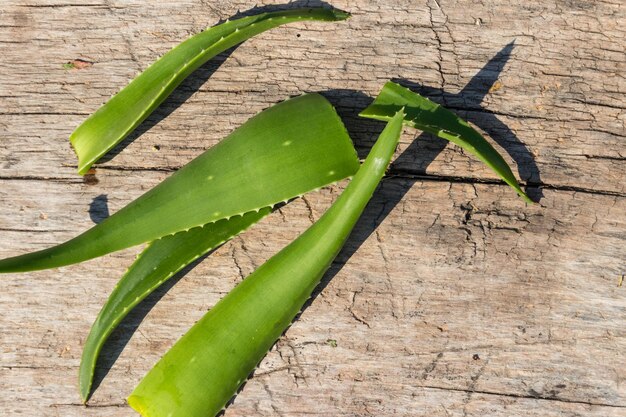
[0, 0, 624, 416]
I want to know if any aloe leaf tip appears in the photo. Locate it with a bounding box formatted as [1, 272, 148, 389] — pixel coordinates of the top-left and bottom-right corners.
[127, 395, 148, 417]
[361, 81, 534, 204]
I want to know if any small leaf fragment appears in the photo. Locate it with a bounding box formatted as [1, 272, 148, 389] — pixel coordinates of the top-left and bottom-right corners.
[359, 81, 532, 203]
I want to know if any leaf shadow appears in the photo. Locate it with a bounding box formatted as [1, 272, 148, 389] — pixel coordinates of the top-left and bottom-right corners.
[228, 0, 345, 19]
[88, 194, 109, 224]
[392, 40, 543, 202]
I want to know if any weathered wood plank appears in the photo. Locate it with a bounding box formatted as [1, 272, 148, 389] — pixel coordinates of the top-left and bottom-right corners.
[0, 0, 624, 416]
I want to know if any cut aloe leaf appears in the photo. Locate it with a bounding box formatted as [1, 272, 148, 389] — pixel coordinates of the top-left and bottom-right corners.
[128, 110, 406, 417]
[0, 94, 359, 273]
[359, 81, 532, 203]
[79, 208, 270, 402]
[70, 8, 350, 175]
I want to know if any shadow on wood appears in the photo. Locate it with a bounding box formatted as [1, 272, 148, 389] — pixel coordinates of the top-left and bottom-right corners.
[88, 194, 109, 225]
[228, 0, 344, 20]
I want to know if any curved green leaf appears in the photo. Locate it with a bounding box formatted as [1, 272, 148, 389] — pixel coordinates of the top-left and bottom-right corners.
[70, 8, 350, 175]
[79, 208, 269, 402]
[0, 93, 359, 273]
[127, 110, 406, 417]
[359, 81, 532, 203]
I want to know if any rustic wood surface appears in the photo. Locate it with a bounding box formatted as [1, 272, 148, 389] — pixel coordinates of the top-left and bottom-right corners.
[0, 0, 624, 416]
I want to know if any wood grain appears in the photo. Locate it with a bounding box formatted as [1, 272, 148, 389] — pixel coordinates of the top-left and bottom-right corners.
[0, 1, 624, 416]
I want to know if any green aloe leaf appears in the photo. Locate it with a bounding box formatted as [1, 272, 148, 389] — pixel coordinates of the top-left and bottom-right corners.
[79, 208, 269, 402]
[70, 8, 350, 175]
[359, 81, 533, 203]
[127, 110, 407, 417]
[0, 94, 359, 273]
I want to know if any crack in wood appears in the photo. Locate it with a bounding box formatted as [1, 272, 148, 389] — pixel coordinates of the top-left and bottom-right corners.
[419, 384, 626, 409]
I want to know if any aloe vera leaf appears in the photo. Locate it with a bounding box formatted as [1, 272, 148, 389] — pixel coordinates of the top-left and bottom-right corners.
[70, 8, 350, 175]
[127, 110, 406, 417]
[359, 81, 532, 203]
[79, 208, 270, 402]
[0, 94, 359, 273]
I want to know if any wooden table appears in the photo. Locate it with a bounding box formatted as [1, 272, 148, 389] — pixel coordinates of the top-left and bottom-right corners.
[1, 1, 624, 416]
